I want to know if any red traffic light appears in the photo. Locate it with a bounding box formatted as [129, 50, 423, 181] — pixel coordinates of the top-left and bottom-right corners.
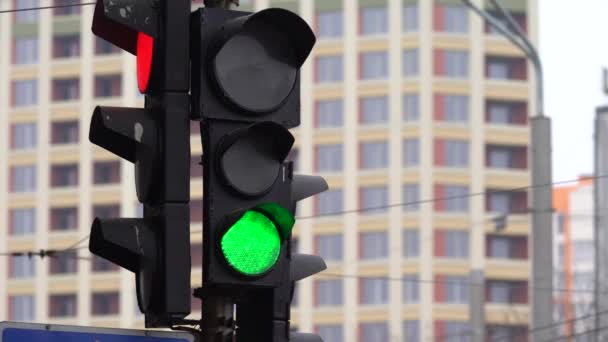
[137, 32, 154, 94]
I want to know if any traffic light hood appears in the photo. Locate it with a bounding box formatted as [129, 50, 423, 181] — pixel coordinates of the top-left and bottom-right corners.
[220, 8, 316, 68]
[92, 0, 159, 54]
[217, 122, 294, 197]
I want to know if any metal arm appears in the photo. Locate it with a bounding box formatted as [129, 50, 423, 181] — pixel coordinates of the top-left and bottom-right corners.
[488, 0, 544, 116]
[462, 0, 544, 116]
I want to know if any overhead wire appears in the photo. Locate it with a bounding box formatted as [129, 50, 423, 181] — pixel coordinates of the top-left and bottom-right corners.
[0, 2, 95, 14]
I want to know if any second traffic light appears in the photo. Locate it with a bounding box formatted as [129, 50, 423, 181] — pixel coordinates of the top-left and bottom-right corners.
[191, 7, 319, 290]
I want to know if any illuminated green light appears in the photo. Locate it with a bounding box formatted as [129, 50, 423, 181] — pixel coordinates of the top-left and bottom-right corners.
[220, 210, 281, 276]
[256, 203, 295, 240]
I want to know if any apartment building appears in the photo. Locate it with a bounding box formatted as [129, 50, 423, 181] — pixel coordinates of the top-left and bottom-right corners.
[553, 178, 595, 340]
[0, 0, 537, 340]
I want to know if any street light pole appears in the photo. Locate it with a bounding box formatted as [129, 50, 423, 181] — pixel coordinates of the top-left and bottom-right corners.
[462, 1, 553, 342]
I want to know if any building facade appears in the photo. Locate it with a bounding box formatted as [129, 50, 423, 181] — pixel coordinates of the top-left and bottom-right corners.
[0, 0, 537, 340]
[553, 178, 595, 341]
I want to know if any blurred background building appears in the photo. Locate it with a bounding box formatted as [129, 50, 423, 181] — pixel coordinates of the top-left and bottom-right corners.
[553, 178, 596, 341]
[0, 0, 537, 340]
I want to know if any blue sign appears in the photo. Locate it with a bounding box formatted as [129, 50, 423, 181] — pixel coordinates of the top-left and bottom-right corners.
[0, 322, 194, 342]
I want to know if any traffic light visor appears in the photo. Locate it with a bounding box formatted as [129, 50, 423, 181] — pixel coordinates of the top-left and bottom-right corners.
[212, 8, 316, 113]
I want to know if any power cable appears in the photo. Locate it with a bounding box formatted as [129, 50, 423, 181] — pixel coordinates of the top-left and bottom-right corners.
[0, 2, 95, 14]
[295, 174, 608, 220]
[321, 273, 596, 295]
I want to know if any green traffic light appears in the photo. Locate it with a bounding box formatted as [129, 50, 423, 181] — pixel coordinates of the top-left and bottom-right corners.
[220, 210, 281, 276]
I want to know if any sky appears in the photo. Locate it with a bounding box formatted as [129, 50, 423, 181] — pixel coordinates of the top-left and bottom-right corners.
[539, 0, 608, 181]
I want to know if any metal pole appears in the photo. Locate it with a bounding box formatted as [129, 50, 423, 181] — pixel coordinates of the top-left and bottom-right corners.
[462, 2, 553, 340]
[531, 116, 554, 341]
[470, 270, 485, 342]
[594, 107, 608, 341]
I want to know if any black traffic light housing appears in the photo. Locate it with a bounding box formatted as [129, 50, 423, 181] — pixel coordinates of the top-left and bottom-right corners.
[88, 0, 191, 328]
[191, 7, 315, 127]
[191, 6, 328, 341]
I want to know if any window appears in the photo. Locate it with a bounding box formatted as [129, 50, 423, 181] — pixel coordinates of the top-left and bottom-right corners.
[486, 11, 527, 34]
[360, 232, 388, 260]
[404, 321, 419, 342]
[9, 255, 36, 278]
[486, 100, 527, 125]
[360, 6, 388, 35]
[316, 55, 343, 83]
[402, 4, 419, 32]
[317, 10, 343, 38]
[288, 148, 299, 172]
[435, 95, 469, 122]
[361, 51, 388, 80]
[10, 208, 36, 236]
[315, 279, 343, 306]
[487, 280, 528, 304]
[315, 144, 343, 172]
[316, 234, 343, 262]
[317, 325, 343, 342]
[403, 230, 419, 257]
[15, 0, 39, 22]
[49, 250, 78, 274]
[93, 161, 121, 184]
[403, 94, 419, 121]
[403, 139, 419, 167]
[92, 255, 119, 272]
[14, 37, 38, 64]
[52, 78, 80, 101]
[486, 56, 527, 80]
[360, 141, 388, 169]
[487, 326, 527, 342]
[360, 186, 388, 214]
[50, 164, 78, 187]
[434, 185, 468, 212]
[12, 80, 38, 107]
[53, 0, 80, 15]
[403, 275, 419, 303]
[95, 37, 120, 55]
[49, 294, 77, 317]
[93, 205, 120, 219]
[316, 100, 343, 127]
[191, 155, 202, 178]
[191, 243, 202, 267]
[434, 50, 468, 77]
[403, 184, 419, 212]
[436, 230, 469, 258]
[435, 276, 468, 303]
[51, 121, 79, 144]
[361, 96, 388, 124]
[360, 322, 388, 342]
[486, 190, 527, 214]
[435, 139, 468, 167]
[10, 165, 36, 192]
[486, 145, 527, 169]
[444, 322, 471, 342]
[9, 295, 35, 321]
[402, 49, 419, 77]
[53, 35, 80, 58]
[50, 207, 78, 231]
[360, 278, 389, 305]
[11, 123, 37, 150]
[95, 75, 122, 98]
[573, 241, 594, 263]
[92, 292, 119, 315]
[191, 199, 203, 222]
[316, 189, 343, 216]
[434, 4, 467, 33]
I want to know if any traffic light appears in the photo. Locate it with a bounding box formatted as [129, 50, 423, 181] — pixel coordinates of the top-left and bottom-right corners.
[87, 0, 191, 328]
[191, 6, 328, 341]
